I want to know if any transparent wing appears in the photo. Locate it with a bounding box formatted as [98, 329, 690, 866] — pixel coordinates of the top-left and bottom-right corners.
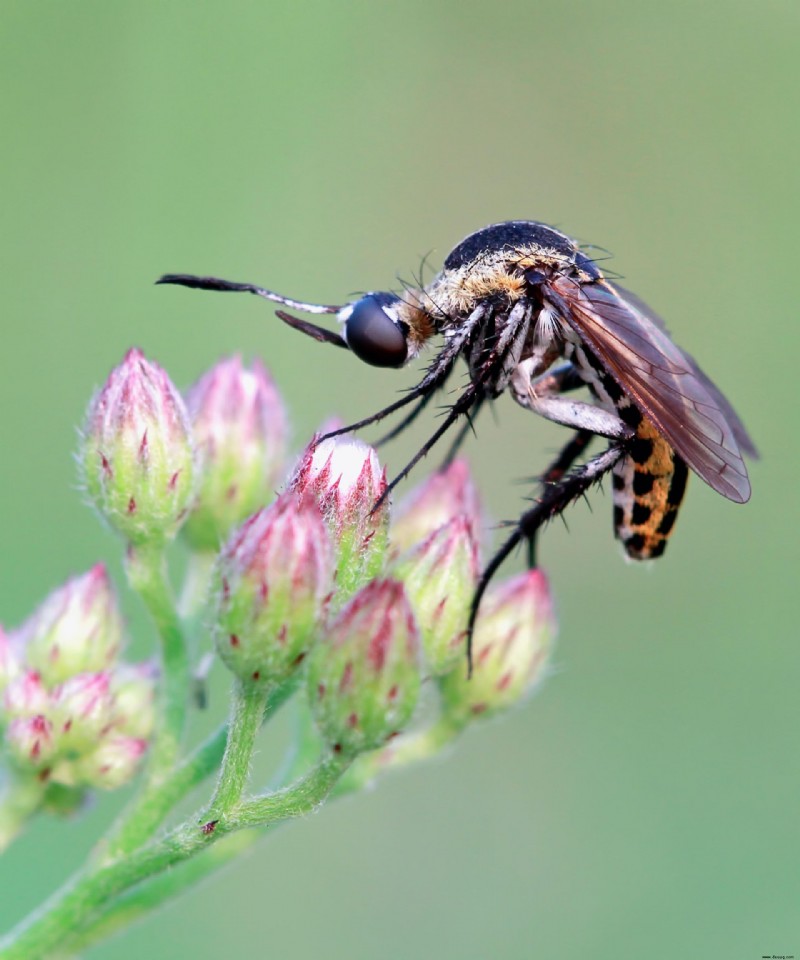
[549, 276, 753, 503]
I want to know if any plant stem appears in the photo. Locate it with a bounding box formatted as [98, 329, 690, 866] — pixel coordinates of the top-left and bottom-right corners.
[205, 680, 268, 820]
[99, 676, 299, 863]
[0, 756, 350, 960]
[125, 542, 190, 779]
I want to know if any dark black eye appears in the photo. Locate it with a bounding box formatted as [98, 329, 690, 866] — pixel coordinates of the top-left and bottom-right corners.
[344, 296, 408, 368]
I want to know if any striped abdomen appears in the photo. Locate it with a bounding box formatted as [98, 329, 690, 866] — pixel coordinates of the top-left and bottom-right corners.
[566, 338, 689, 560]
[612, 414, 688, 559]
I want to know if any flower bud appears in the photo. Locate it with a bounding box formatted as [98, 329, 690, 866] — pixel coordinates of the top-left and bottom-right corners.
[80, 348, 196, 545]
[393, 515, 479, 676]
[5, 715, 57, 770]
[307, 579, 420, 757]
[75, 736, 148, 790]
[212, 493, 332, 688]
[51, 673, 115, 755]
[21, 565, 124, 687]
[391, 459, 483, 553]
[439, 570, 555, 725]
[183, 356, 288, 551]
[290, 436, 389, 598]
[109, 661, 157, 739]
[3, 671, 50, 719]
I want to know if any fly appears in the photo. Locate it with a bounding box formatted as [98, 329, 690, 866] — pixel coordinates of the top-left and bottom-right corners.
[159, 220, 757, 656]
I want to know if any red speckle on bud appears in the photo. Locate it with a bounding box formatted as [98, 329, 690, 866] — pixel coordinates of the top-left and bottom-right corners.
[5, 714, 57, 770]
[76, 735, 148, 790]
[183, 356, 288, 550]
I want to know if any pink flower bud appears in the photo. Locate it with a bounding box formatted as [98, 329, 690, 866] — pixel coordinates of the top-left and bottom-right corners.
[51, 673, 115, 754]
[21, 565, 124, 687]
[290, 435, 389, 597]
[393, 515, 479, 676]
[307, 579, 421, 756]
[5, 715, 57, 770]
[183, 356, 288, 550]
[80, 348, 196, 545]
[213, 493, 333, 688]
[3, 670, 50, 719]
[391, 459, 484, 553]
[439, 570, 556, 724]
[76, 736, 148, 790]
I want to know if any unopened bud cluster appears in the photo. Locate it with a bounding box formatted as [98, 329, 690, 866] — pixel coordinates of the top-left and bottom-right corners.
[75, 346, 557, 770]
[1, 566, 155, 792]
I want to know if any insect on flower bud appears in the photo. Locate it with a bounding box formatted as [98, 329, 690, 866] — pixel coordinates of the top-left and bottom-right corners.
[290, 435, 389, 598]
[391, 459, 484, 553]
[307, 579, 421, 757]
[212, 493, 332, 688]
[50, 673, 116, 755]
[439, 570, 556, 725]
[76, 735, 148, 790]
[393, 515, 479, 676]
[21, 565, 124, 687]
[183, 356, 288, 551]
[5, 715, 58, 771]
[80, 348, 196, 546]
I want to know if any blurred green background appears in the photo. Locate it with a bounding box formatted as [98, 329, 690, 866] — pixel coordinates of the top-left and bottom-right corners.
[1, 1, 797, 957]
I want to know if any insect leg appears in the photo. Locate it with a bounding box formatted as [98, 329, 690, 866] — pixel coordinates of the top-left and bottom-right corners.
[467, 442, 626, 671]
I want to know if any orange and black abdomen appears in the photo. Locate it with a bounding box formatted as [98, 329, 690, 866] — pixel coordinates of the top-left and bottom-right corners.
[612, 415, 689, 559]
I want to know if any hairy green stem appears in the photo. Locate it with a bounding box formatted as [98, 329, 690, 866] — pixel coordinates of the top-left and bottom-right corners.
[125, 543, 190, 777]
[0, 756, 349, 960]
[64, 713, 464, 950]
[206, 681, 268, 819]
[99, 676, 299, 863]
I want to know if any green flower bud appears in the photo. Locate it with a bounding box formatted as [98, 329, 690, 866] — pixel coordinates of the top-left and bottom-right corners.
[80, 348, 196, 545]
[75, 735, 148, 790]
[183, 356, 288, 550]
[51, 673, 115, 756]
[393, 515, 479, 676]
[439, 570, 555, 725]
[109, 661, 157, 740]
[212, 493, 333, 688]
[391, 459, 483, 554]
[290, 436, 389, 599]
[5, 715, 58, 771]
[307, 579, 421, 757]
[21, 564, 124, 687]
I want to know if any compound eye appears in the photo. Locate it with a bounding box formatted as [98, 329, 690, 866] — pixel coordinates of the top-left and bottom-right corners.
[344, 296, 408, 368]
